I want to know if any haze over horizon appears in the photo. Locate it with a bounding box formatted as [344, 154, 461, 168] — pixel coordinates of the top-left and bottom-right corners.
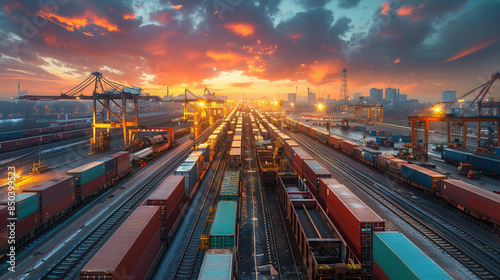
[1, 0, 499, 102]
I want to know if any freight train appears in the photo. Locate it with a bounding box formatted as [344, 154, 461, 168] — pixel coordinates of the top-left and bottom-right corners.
[80, 108, 240, 279]
[0, 128, 92, 153]
[441, 148, 500, 176]
[0, 120, 91, 141]
[252, 109, 453, 279]
[278, 117, 500, 229]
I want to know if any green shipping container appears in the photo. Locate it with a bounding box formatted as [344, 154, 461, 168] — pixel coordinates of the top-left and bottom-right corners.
[210, 201, 237, 249]
[198, 250, 233, 280]
[66, 161, 105, 186]
[219, 171, 239, 201]
[0, 193, 39, 220]
[373, 232, 452, 280]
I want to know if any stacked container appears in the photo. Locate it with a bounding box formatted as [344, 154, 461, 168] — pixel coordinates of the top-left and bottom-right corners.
[293, 148, 314, 178]
[24, 176, 75, 222]
[0, 193, 40, 241]
[66, 161, 106, 201]
[146, 175, 186, 241]
[341, 140, 358, 155]
[80, 206, 161, 280]
[94, 156, 117, 185]
[210, 201, 237, 249]
[175, 161, 197, 197]
[401, 165, 447, 193]
[302, 160, 331, 198]
[229, 148, 241, 170]
[219, 171, 240, 201]
[109, 151, 130, 178]
[284, 140, 299, 162]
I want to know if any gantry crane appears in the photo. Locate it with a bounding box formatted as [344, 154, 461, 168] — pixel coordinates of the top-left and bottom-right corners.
[19, 72, 161, 154]
[409, 72, 500, 160]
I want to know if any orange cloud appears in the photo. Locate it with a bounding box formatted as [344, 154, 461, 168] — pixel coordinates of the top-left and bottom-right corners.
[393, 58, 401, 63]
[206, 51, 244, 67]
[83, 31, 94, 37]
[308, 61, 340, 84]
[288, 32, 302, 39]
[396, 4, 424, 16]
[444, 38, 500, 62]
[171, 5, 183, 10]
[123, 13, 137, 20]
[39, 9, 119, 32]
[223, 23, 255, 37]
[381, 1, 390, 15]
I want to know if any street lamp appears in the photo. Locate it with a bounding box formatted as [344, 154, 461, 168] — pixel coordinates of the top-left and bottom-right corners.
[458, 99, 464, 114]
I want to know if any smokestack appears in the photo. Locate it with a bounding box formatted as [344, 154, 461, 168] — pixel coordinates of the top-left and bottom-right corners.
[167, 86, 169, 98]
[18, 82, 20, 93]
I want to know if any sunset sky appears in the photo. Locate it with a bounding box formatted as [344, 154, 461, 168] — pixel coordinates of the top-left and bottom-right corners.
[0, 0, 499, 101]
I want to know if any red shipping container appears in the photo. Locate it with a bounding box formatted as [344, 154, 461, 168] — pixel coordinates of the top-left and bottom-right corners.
[319, 178, 342, 210]
[23, 137, 39, 145]
[17, 211, 39, 238]
[41, 134, 56, 142]
[341, 140, 358, 155]
[61, 132, 72, 139]
[26, 129, 39, 136]
[40, 127, 50, 133]
[323, 182, 384, 259]
[292, 148, 314, 178]
[329, 135, 343, 149]
[302, 160, 330, 198]
[373, 260, 390, 280]
[0, 206, 8, 229]
[146, 176, 186, 238]
[79, 174, 106, 200]
[24, 176, 75, 208]
[442, 179, 500, 222]
[116, 162, 131, 178]
[103, 169, 117, 185]
[40, 191, 75, 222]
[0, 140, 18, 150]
[80, 206, 161, 280]
[284, 140, 299, 162]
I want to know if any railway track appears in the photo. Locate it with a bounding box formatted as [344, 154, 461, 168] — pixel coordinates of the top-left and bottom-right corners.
[30, 126, 216, 280]
[290, 132, 500, 280]
[173, 140, 230, 280]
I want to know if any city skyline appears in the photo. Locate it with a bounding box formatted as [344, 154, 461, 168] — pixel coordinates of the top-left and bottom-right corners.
[0, 0, 499, 102]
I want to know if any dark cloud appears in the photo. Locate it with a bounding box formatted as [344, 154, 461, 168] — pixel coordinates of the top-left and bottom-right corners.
[338, 0, 361, 9]
[294, 0, 332, 9]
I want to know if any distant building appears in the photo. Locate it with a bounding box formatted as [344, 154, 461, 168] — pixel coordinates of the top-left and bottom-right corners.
[18, 83, 27, 97]
[369, 88, 383, 103]
[385, 88, 397, 106]
[353, 92, 362, 100]
[287, 93, 296, 104]
[442, 90, 456, 102]
[399, 94, 407, 102]
[307, 88, 316, 104]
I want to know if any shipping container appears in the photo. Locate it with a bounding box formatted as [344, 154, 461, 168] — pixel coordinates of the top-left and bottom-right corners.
[401, 165, 447, 193]
[315, 130, 328, 143]
[198, 249, 233, 280]
[175, 161, 197, 196]
[375, 136, 385, 146]
[302, 160, 331, 198]
[94, 156, 116, 173]
[0, 206, 8, 229]
[373, 232, 452, 280]
[198, 143, 210, 163]
[361, 147, 382, 164]
[377, 154, 394, 170]
[284, 140, 299, 162]
[341, 140, 358, 155]
[210, 201, 237, 249]
[146, 175, 186, 240]
[109, 151, 130, 165]
[470, 155, 500, 175]
[80, 206, 161, 280]
[16, 211, 39, 239]
[79, 174, 106, 200]
[220, 171, 240, 201]
[401, 135, 412, 142]
[322, 180, 385, 277]
[0, 193, 39, 220]
[387, 158, 407, 173]
[441, 148, 474, 165]
[442, 179, 500, 224]
[293, 148, 314, 178]
[66, 161, 105, 187]
[390, 134, 399, 142]
[228, 148, 241, 170]
[494, 146, 500, 156]
[328, 135, 344, 149]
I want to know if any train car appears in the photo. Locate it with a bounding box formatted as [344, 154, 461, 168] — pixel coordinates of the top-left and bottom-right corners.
[315, 129, 328, 143]
[470, 155, 500, 176]
[373, 232, 452, 280]
[109, 151, 131, 178]
[340, 140, 358, 156]
[302, 160, 331, 198]
[209, 201, 237, 249]
[328, 134, 344, 149]
[146, 175, 187, 242]
[441, 148, 474, 165]
[175, 161, 198, 199]
[228, 148, 241, 170]
[354, 146, 381, 166]
[0, 193, 40, 245]
[292, 148, 314, 178]
[276, 174, 362, 280]
[94, 157, 117, 187]
[66, 161, 106, 201]
[198, 249, 234, 280]
[79, 206, 161, 280]
[320, 179, 385, 278]
[24, 176, 75, 223]
[219, 171, 240, 201]
[442, 180, 500, 227]
[284, 139, 299, 162]
[400, 165, 447, 194]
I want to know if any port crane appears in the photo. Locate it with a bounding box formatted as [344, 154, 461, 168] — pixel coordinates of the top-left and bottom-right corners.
[408, 72, 500, 160]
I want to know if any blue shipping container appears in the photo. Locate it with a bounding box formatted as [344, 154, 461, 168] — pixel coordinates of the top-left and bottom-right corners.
[401, 164, 446, 192]
[94, 157, 116, 173]
[361, 147, 382, 163]
[175, 161, 197, 194]
[1, 193, 39, 220]
[441, 148, 473, 164]
[391, 134, 399, 142]
[470, 155, 500, 175]
[494, 146, 500, 156]
[66, 161, 105, 186]
[401, 135, 412, 142]
[375, 137, 385, 145]
[370, 131, 377, 136]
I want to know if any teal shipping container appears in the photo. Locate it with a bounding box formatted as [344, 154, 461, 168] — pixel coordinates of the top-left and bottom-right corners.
[66, 161, 105, 186]
[373, 232, 452, 280]
[219, 171, 240, 201]
[210, 201, 237, 249]
[198, 249, 233, 280]
[0, 193, 39, 220]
